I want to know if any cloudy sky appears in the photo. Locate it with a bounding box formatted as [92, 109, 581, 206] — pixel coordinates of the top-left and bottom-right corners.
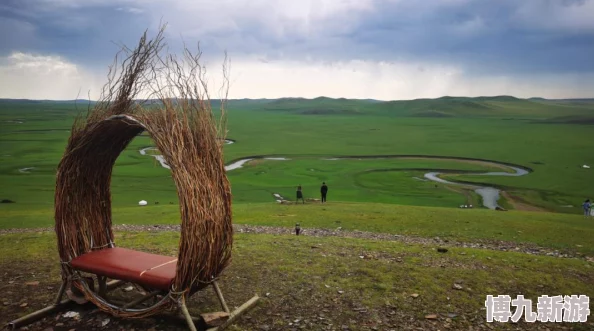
[1, 0, 593, 100]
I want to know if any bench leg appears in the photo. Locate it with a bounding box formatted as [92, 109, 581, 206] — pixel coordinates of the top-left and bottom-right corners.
[98, 276, 107, 297]
[207, 295, 260, 331]
[212, 281, 230, 313]
[54, 280, 67, 305]
[179, 295, 198, 331]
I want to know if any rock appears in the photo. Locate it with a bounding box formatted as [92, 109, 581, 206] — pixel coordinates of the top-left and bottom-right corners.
[25, 281, 40, 286]
[324, 284, 330, 288]
[55, 323, 64, 327]
[201, 312, 230, 327]
[447, 313, 458, 318]
[437, 248, 448, 253]
[452, 284, 463, 290]
[425, 314, 438, 320]
[259, 325, 270, 331]
[63, 311, 80, 319]
[338, 290, 344, 294]
[123, 286, 134, 292]
[410, 293, 419, 298]
[20, 303, 28, 307]
[101, 318, 110, 327]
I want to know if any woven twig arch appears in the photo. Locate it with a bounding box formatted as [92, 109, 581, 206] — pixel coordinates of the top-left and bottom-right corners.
[54, 27, 233, 317]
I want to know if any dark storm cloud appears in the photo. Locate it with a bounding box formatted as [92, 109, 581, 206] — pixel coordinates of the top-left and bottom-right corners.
[0, 0, 152, 68]
[1, 0, 593, 75]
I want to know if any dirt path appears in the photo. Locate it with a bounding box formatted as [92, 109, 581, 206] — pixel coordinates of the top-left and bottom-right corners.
[500, 191, 547, 212]
[1, 224, 589, 261]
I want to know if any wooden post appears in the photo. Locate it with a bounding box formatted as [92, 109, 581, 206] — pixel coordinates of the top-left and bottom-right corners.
[179, 295, 198, 331]
[7, 298, 71, 330]
[98, 276, 107, 297]
[207, 295, 260, 331]
[212, 281, 230, 313]
[54, 281, 67, 305]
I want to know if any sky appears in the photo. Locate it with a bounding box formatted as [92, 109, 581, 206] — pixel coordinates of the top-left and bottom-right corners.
[1, 0, 593, 100]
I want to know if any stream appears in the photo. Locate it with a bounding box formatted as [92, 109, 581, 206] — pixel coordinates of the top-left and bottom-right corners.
[139, 144, 530, 210]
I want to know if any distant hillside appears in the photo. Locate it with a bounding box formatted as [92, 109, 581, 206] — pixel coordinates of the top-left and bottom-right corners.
[1, 95, 593, 119]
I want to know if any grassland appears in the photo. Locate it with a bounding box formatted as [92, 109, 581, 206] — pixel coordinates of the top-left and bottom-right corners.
[2, 96, 594, 215]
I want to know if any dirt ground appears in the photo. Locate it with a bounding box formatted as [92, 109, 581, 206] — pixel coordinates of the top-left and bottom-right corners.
[1, 227, 592, 331]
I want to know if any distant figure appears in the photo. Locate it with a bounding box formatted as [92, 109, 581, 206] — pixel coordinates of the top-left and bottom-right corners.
[295, 223, 301, 235]
[296, 184, 305, 204]
[583, 199, 591, 218]
[320, 182, 328, 203]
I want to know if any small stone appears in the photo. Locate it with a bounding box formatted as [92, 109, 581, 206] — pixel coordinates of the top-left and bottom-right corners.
[201, 312, 229, 327]
[56, 323, 64, 327]
[20, 303, 28, 308]
[410, 293, 419, 298]
[63, 311, 79, 319]
[425, 314, 438, 320]
[25, 281, 39, 286]
[101, 318, 110, 327]
[265, 292, 270, 297]
[123, 286, 134, 292]
[324, 285, 330, 288]
[3, 301, 9, 306]
[338, 290, 344, 294]
[452, 284, 463, 290]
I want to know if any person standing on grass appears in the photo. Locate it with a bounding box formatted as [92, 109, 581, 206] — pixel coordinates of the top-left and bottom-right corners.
[320, 182, 328, 203]
[296, 184, 305, 204]
[582, 199, 591, 218]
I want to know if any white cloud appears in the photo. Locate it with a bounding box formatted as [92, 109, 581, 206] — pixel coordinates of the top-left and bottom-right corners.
[0, 51, 592, 100]
[222, 58, 594, 100]
[0, 52, 102, 99]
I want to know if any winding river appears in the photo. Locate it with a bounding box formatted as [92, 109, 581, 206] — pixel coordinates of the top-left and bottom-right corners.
[139, 142, 531, 210]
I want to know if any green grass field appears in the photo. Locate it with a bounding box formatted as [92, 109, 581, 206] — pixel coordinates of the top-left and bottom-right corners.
[1, 96, 593, 216]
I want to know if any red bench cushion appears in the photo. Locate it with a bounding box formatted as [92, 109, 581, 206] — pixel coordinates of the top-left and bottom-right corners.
[70, 247, 177, 291]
